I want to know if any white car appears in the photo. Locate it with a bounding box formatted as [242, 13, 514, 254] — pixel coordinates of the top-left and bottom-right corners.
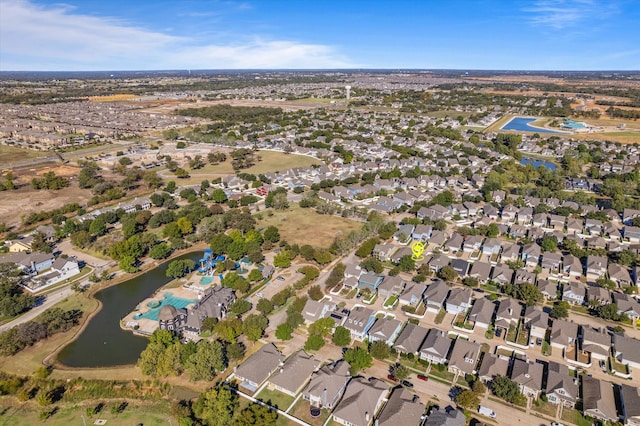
[478, 405, 496, 419]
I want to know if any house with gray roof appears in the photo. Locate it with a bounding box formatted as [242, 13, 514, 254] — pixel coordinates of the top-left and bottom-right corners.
[536, 279, 558, 299]
[613, 334, 640, 370]
[268, 351, 320, 397]
[377, 275, 404, 299]
[423, 279, 450, 313]
[478, 353, 509, 384]
[582, 376, 618, 422]
[377, 387, 425, 426]
[562, 254, 584, 280]
[367, 317, 402, 345]
[468, 297, 496, 330]
[344, 306, 376, 341]
[510, 358, 544, 398]
[549, 319, 578, 351]
[234, 343, 284, 391]
[562, 282, 586, 305]
[445, 287, 472, 315]
[332, 377, 388, 426]
[358, 273, 384, 293]
[546, 361, 578, 407]
[581, 327, 611, 361]
[490, 264, 513, 285]
[447, 338, 481, 375]
[524, 306, 549, 340]
[424, 408, 465, 426]
[587, 285, 611, 306]
[619, 384, 640, 426]
[586, 255, 608, 279]
[419, 329, 452, 364]
[613, 292, 640, 321]
[302, 299, 337, 324]
[468, 261, 492, 283]
[303, 360, 351, 409]
[494, 298, 522, 332]
[609, 263, 633, 287]
[392, 323, 429, 355]
[398, 282, 426, 306]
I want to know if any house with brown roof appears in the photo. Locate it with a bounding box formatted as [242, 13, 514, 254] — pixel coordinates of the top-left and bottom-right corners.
[494, 298, 522, 333]
[419, 329, 452, 365]
[581, 327, 611, 362]
[303, 360, 351, 409]
[478, 353, 509, 384]
[447, 338, 481, 375]
[234, 343, 284, 391]
[367, 317, 402, 345]
[468, 261, 492, 283]
[536, 279, 558, 299]
[445, 287, 472, 315]
[545, 361, 578, 408]
[550, 319, 578, 351]
[582, 376, 618, 422]
[586, 285, 611, 306]
[510, 358, 544, 398]
[268, 351, 320, 397]
[562, 282, 586, 305]
[332, 377, 388, 426]
[609, 263, 633, 287]
[398, 282, 426, 306]
[424, 407, 465, 426]
[586, 255, 608, 279]
[613, 293, 640, 321]
[376, 387, 425, 426]
[562, 254, 584, 280]
[377, 275, 405, 298]
[468, 297, 496, 330]
[302, 299, 338, 324]
[423, 279, 450, 313]
[524, 306, 549, 340]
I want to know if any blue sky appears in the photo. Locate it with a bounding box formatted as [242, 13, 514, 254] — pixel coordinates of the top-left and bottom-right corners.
[1, 0, 638, 71]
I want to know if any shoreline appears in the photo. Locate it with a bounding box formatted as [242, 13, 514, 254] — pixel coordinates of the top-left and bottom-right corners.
[45, 242, 207, 371]
[501, 115, 571, 134]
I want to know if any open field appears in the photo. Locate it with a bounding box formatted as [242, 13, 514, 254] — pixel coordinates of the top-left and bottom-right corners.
[0, 399, 176, 426]
[483, 114, 513, 133]
[139, 97, 336, 115]
[255, 204, 361, 248]
[0, 145, 51, 167]
[425, 110, 474, 119]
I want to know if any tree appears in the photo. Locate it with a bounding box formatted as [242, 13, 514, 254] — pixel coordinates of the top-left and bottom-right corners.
[540, 235, 558, 252]
[243, 314, 268, 342]
[304, 334, 325, 351]
[344, 347, 372, 375]
[89, 218, 107, 237]
[455, 389, 480, 409]
[215, 318, 243, 343]
[248, 269, 263, 282]
[595, 303, 621, 321]
[491, 375, 525, 404]
[356, 238, 379, 258]
[369, 341, 390, 360]
[227, 342, 245, 361]
[313, 249, 333, 265]
[232, 401, 278, 426]
[176, 217, 193, 235]
[300, 245, 316, 261]
[398, 255, 415, 272]
[263, 226, 280, 243]
[256, 298, 274, 315]
[275, 323, 293, 341]
[273, 251, 292, 268]
[185, 340, 227, 381]
[360, 257, 383, 274]
[393, 364, 411, 381]
[437, 265, 458, 282]
[70, 230, 92, 248]
[307, 285, 324, 301]
[550, 301, 569, 319]
[462, 277, 479, 288]
[229, 299, 251, 316]
[166, 259, 196, 278]
[149, 242, 172, 259]
[332, 326, 351, 347]
[308, 317, 335, 338]
[193, 384, 239, 426]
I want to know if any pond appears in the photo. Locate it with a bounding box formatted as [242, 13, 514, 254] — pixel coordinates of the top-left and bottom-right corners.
[501, 116, 567, 134]
[57, 252, 201, 368]
[520, 156, 557, 171]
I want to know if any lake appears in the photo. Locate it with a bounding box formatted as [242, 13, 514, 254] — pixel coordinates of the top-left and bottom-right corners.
[520, 157, 557, 171]
[501, 117, 566, 134]
[57, 252, 201, 368]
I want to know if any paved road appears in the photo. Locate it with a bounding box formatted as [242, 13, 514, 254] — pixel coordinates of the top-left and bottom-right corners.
[0, 286, 75, 333]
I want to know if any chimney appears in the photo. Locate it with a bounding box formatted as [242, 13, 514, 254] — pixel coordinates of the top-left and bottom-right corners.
[322, 388, 328, 407]
[365, 411, 370, 422]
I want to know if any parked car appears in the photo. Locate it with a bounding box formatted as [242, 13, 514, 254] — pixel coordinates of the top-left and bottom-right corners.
[478, 405, 496, 419]
[401, 380, 414, 388]
[276, 276, 285, 281]
[417, 374, 429, 381]
[536, 338, 542, 346]
[387, 374, 399, 382]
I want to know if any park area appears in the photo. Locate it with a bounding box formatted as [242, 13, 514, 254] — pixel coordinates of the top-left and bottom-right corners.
[255, 204, 361, 248]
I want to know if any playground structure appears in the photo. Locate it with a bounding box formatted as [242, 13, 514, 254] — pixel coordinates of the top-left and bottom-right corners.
[198, 248, 226, 275]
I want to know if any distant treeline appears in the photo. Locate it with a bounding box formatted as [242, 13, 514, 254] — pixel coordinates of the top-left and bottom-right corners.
[176, 104, 283, 124]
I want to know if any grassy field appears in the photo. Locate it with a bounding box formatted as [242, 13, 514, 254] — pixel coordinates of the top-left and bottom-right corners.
[255, 204, 361, 248]
[255, 387, 295, 411]
[426, 110, 474, 119]
[0, 145, 51, 165]
[483, 114, 514, 132]
[0, 399, 176, 426]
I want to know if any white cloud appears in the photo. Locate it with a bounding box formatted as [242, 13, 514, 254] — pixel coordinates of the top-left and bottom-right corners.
[524, 0, 617, 29]
[0, 0, 354, 70]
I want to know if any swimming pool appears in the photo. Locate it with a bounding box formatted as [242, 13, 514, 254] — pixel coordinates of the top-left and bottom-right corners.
[501, 117, 567, 134]
[138, 292, 197, 320]
[200, 276, 214, 285]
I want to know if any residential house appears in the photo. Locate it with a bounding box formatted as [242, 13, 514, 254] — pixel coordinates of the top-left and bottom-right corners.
[581, 327, 611, 362]
[549, 319, 579, 351]
[377, 275, 404, 299]
[445, 287, 473, 315]
[450, 259, 470, 277]
[609, 263, 633, 287]
[586, 255, 608, 279]
[372, 243, 396, 262]
[468, 298, 496, 330]
[344, 307, 376, 341]
[541, 252, 562, 274]
[518, 207, 533, 225]
[481, 238, 502, 259]
[468, 261, 492, 283]
[620, 384, 640, 426]
[478, 353, 510, 384]
[394, 224, 415, 244]
[586, 286, 611, 306]
[521, 243, 542, 267]
[614, 334, 640, 370]
[332, 377, 388, 426]
[302, 299, 338, 324]
[463, 235, 484, 254]
[494, 298, 522, 333]
[419, 329, 452, 365]
[545, 361, 579, 408]
[625, 226, 640, 243]
[303, 360, 351, 409]
[424, 408, 465, 426]
[549, 214, 566, 230]
[537, 279, 558, 300]
[392, 323, 429, 355]
[447, 339, 481, 375]
[376, 387, 425, 426]
[566, 217, 583, 235]
[268, 351, 320, 397]
[490, 264, 513, 285]
[524, 306, 549, 340]
[562, 254, 584, 280]
[510, 358, 544, 398]
[358, 273, 384, 293]
[501, 204, 519, 224]
[500, 243, 521, 263]
[423, 280, 450, 313]
[612, 293, 640, 321]
[532, 213, 548, 228]
[417, 205, 451, 221]
[428, 254, 450, 274]
[367, 317, 403, 345]
[412, 224, 432, 242]
[398, 282, 426, 307]
[582, 377, 618, 423]
[443, 233, 464, 254]
[562, 282, 586, 305]
[234, 343, 285, 391]
[514, 269, 537, 285]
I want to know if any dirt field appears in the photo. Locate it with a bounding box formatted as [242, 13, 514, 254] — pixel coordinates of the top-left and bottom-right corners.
[137, 97, 339, 115]
[34, 164, 81, 177]
[255, 204, 361, 248]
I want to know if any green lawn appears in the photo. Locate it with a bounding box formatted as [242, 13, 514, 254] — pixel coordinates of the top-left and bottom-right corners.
[0, 145, 51, 164]
[531, 400, 557, 418]
[290, 399, 330, 426]
[434, 308, 446, 324]
[256, 387, 296, 412]
[561, 408, 593, 426]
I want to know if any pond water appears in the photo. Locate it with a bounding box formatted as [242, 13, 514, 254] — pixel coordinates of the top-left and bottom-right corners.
[501, 117, 566, 134]
[57, 252, 201, 368]
[520, 157, 558, 171]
